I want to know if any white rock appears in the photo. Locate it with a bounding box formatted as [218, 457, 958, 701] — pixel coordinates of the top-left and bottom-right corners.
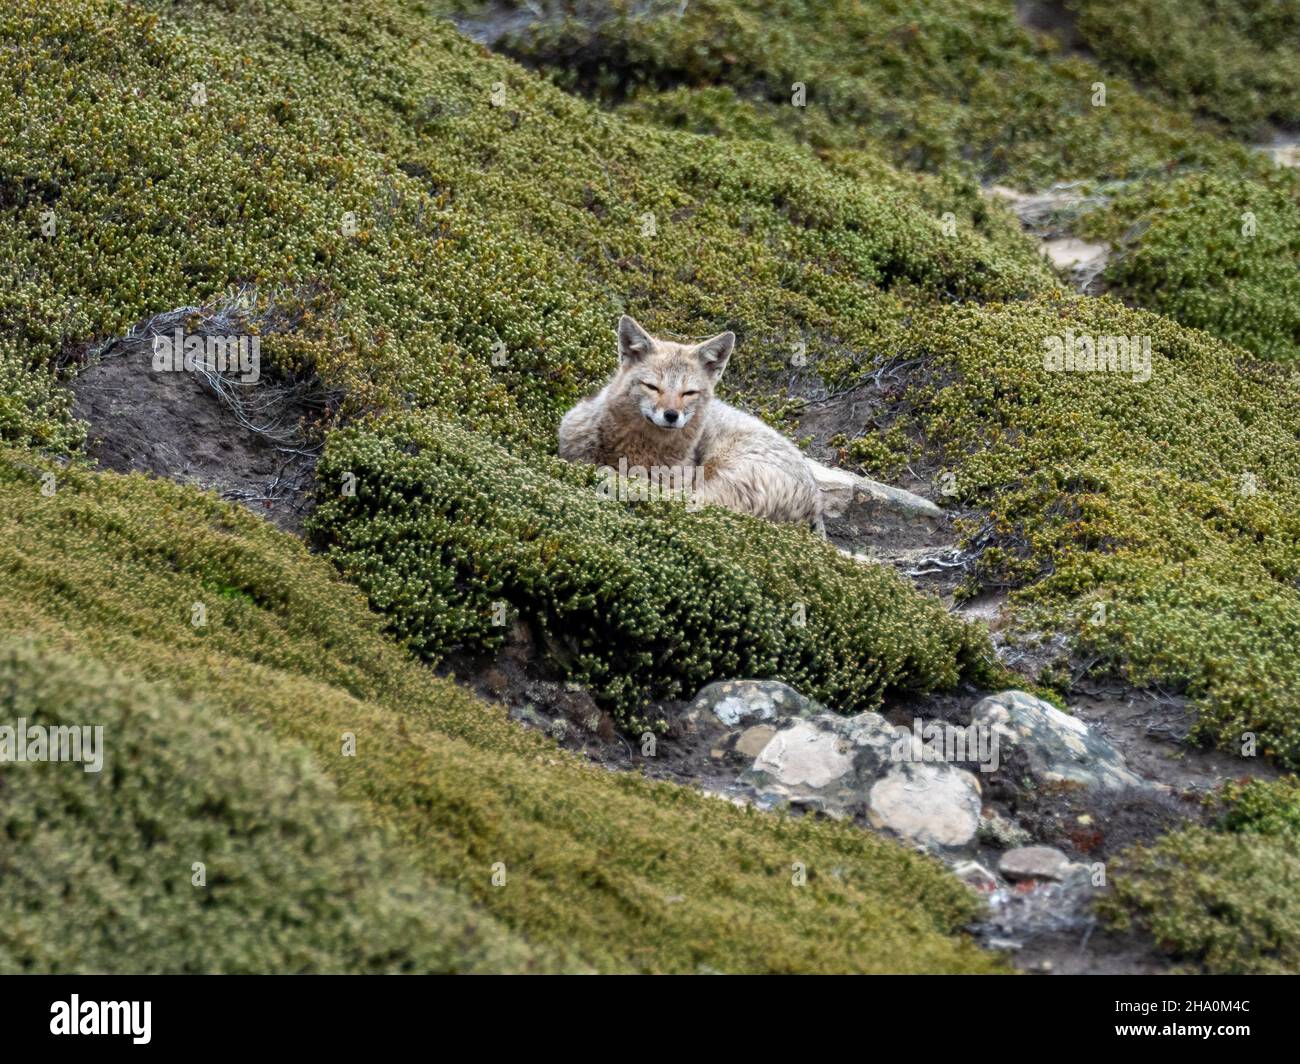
[999, 846, 1072, 882]
[752, 718, 855, 789]
[867, 762, 982, 850]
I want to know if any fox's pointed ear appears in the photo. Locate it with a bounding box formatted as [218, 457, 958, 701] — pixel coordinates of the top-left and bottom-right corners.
[695, 331, 735, 377]
[618, 315, 654, 364]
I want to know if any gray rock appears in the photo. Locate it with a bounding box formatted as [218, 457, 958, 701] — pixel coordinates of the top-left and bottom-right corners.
[807, 459, 944, 528]
[999, 846, 1072, 882]
[743, 711, 983, 850]
[691, 679, 823, 728]
[1039, 236, 1109, 287]
[982, 184, 1110, 292]
[971, 689, 1148, 791]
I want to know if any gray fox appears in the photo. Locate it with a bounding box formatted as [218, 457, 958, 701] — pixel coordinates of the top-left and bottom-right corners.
[559, 316, 823, 532]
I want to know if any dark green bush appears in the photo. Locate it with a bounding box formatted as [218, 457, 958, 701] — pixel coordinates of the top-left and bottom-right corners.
[310, 413, 996, 724]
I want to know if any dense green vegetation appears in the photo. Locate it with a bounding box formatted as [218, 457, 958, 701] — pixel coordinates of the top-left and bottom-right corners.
[0, 0, 1034, 705]
[446, 0, 1300, 763]
[483, 0, 1241, 183]
[857, 296, 1300, 767]
[1103, 779, 1300, 974]
[311, 413, 995, 726]
[1083, 172, 1300, 362]
[0, 0, 1050, 454]
[0, 638, 553, 974]
[0, 449, 1000, 973]
[476, 0, 1300, 364]
[1070, 0, 1300, 133]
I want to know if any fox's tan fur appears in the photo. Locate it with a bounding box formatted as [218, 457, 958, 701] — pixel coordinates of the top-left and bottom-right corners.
[559, 316, 823, 531]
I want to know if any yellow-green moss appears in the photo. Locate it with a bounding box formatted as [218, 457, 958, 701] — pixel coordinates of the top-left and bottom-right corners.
[481, 0, 1300, 364]
[867, 296, 1300, 766]
[0, 449, 1003, 973]
[0, 638, 553, 974]
[1084, 173, 1300, 362]
[0, 0, 1049, 450]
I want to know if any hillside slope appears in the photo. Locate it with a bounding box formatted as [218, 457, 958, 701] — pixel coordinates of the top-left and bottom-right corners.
[0, 449, 1001, 972]
[2, 0, 1299, 973]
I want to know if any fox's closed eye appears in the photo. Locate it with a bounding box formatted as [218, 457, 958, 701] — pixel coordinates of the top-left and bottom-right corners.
[682, 390, 700, 397]
[640, 381, 660, 392]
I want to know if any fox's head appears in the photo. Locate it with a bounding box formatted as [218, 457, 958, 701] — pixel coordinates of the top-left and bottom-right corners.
[609, 315, 735, 431]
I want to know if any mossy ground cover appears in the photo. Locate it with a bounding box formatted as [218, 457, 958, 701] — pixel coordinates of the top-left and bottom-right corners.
[2, 0, 1027, 704]
[452, 0, 1300, 765]
[850, 296, 1300, 767]
[1069, 0, 1300, 134]
[479, 0, 1245, 184]
[0, 0, 1049, 454]
[3, 0, 1300, 971]
[0, 638, 552, 974]
[471, 0, 1300, 363]
[0, 450, 1002, 973]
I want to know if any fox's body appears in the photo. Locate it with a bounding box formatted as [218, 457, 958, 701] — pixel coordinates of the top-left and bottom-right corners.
[559, 316, 823, 531]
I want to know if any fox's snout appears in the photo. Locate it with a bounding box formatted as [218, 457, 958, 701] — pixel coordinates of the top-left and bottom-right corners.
[645, 402, 685, 429]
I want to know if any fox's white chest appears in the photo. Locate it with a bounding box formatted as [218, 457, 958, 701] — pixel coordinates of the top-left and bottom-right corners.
[597, 419, 698, 469]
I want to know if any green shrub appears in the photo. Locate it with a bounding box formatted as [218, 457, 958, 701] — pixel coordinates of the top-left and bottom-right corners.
[488, 0, 1253, 185]
[1103, 778, 1300, 974]
[1086, 174, 1300, 362]
[482, 0, 1300, 367]
[1071, 0, 1300, 132]
[310, 413, 997, 725]
[1216, 777, 1300, 837]
[1104, 828, 1300, 974]
[0, 0, 1047, 452]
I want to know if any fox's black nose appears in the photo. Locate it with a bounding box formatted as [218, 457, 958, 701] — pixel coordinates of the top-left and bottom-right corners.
[663, 409, 679, 424]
